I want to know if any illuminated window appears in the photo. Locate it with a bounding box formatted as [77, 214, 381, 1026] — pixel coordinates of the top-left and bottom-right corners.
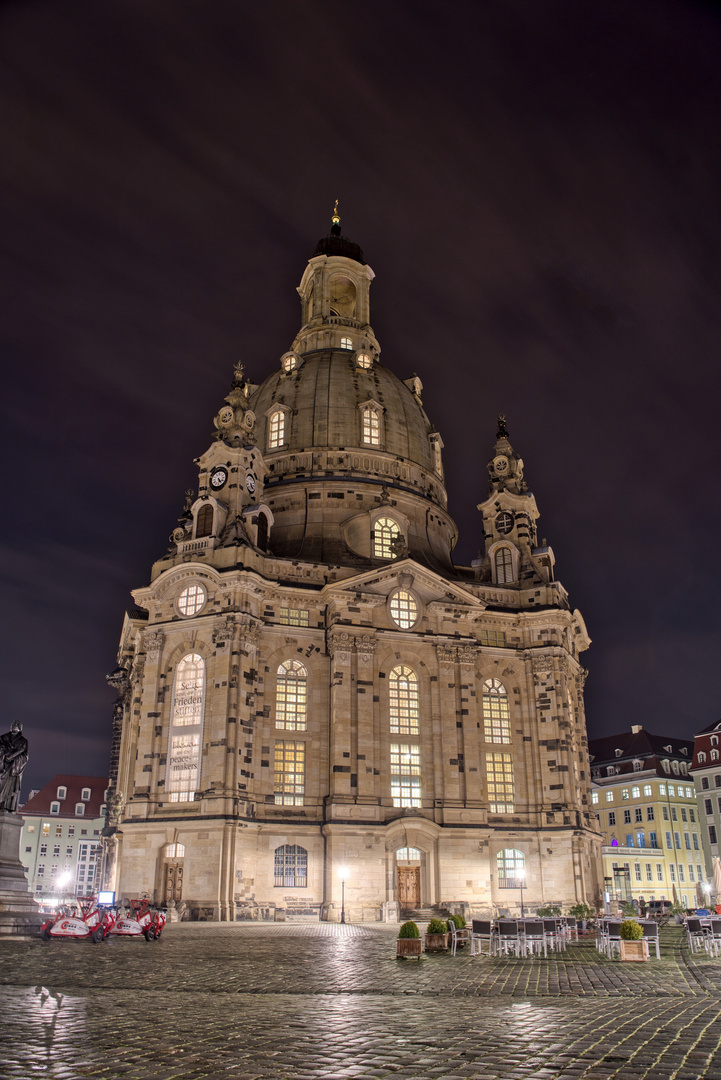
[168, 653, 205, 802]
[373, 517, 401, 559]
[591, 791, 599, 804]
[478, 629, 506, 647]
[389, 666, 419, 735]
[362, 406, 381, 446]
[279, 608, 309, 626]
[274, 845, 307, 887]
[274, 741, 305, 806]
[396, 847, 421, 862]
[196, 504, 213, 538]
[356, 352, 372, 369]
[606, 791, 614, 802]
[622, 789, 629, 800]
[486, 753, 514, 813]
[496, 848, 524, 888]
[268, 410, 285, 449]
[164, 843, 185, 858]
[42, 824, 49, 836]
[494, 548, 514, 584]
[632, 786, 640, 798]
[483, 679, 511, 743]
[643, 785, 653, 796]
[390, 743, 421, 807]
[282, 354, 297, 372]
[390, 591, 417, 629]
[276, 660, 308, 731]
[340, 336, 353, 350]
[177, 584, 206, 617]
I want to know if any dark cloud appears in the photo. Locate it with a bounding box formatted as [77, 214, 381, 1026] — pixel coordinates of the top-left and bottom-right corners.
[2, 0, 721, 793]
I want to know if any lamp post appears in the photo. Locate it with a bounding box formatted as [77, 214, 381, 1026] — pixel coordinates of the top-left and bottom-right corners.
[517, 867, 526, 918]
[338, 865, 348, 924]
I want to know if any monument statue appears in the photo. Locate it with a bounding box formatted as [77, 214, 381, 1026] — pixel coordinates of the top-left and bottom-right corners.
[0, 721, 29, 814]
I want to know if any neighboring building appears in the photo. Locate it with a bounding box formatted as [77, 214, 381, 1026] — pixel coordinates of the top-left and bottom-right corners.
[589, 726, 704, 909]
[104, 211, 601, 922]
[690, 718, 721, 883]
[21, 776, 108, 902]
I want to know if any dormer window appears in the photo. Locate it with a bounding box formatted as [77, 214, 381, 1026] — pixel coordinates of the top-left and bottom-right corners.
[712, 750, 719, 762]
[75, 803, 85, 816]
[633, 760, 642, 772]
[268, 409, 286, 450]
[712, 736, 719, 747]
[373, 517, 402, 559]
[195, 504, 213, 539]
[57, 786, 67, 800]
[615, 749, 622, 758]
[355, 352, 372, 370]
[671, 760, 679, 774]
[361, 405, 381, 446]
[340, 336, 353, 350]
[50, 801, 60, 815]
[661, 759, 670, 774]
[281, 353, 298, 372]
[81, 788, 91, 801]
[606, 766, 616, 777]
[698, 752, 707, 763]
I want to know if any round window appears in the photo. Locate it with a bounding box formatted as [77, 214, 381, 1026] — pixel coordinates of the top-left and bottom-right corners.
[496, 510, 514, 535]
[356, 352, 372, 369]
[390, 590, 418, 629]
[177, 583, 206, 617]
[282, 354, 298, 372]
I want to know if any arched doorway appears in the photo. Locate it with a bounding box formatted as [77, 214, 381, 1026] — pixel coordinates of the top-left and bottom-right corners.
[395, 846, 422, 908]
[163, 842, 185, 903]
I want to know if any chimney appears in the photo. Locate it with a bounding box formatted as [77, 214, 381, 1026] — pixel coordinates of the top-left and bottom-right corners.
[631, 725, 642, 734]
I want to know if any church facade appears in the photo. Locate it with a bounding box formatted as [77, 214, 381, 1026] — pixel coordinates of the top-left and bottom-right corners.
[104, 211, 602, 921]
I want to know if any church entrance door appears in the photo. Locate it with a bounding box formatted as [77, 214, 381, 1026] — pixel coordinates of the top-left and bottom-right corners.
[397, 867, 420, 908]
[165, 862, 184, 903]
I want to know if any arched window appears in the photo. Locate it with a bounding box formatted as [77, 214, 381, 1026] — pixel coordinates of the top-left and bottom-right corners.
[633, 760, 643, 772]
[395, 847, 421, 863]
[373, 517, 401, 559]
[268, 410, 285, 449]
[361, 406, 381, 445]
[340, 336, 353, 350]
[168, 653, 205, 803]
[390, 665, 419, 735]
[494, 547, 514, 584]
[496, 848, 524, 887]
[390, 590, 417, 629]
[698, 752, 707, 763]
[276, 660, 307, 731]
[256, 512, 268, 552]
[482, 678, 510, 743]
[164, 843, 185, 858]
[196, 504, 213, 538]
[274, 845, 307, 887]
[712, 750, 719, 762]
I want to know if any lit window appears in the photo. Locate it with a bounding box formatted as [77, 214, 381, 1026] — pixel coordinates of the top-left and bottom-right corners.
[164, 843, 185, 858]
[279, 608, 309, 626]
[390, 743, 421, 807]
[168, 653, 205, 802]
[659, 784, 666, 795]
[177, 584, 206, 617]
[57, 786, 67, 800]
[496, 848, 525, 888]
[669, 785, 675, 797]
[268, 410, 285, 449]
[389, 666, 419, 736]
[486, 753, 514, 813]
[606, 791, 614, 803]
[75, 804, 85, 816]
[340, 336, 353, 350]
[632, 786, 640, 798]
[483, 679, 511, 743]
[591, 791, 599, 805]
[274, 845, 307, 887]
[373, 517, 401, 559]
[356, 352, 372, 369]
[274, 741, 305, 806]
[712, 751, 719, 762]
[196, 504, 213, 538]
[396, 847, 421, 862]
[494, 548, 514, 584]
[282, 354, 297, 372]
[686, 786, 693, 799]
[390, 591, 417, 629]
[276, 660, 308, 731]
[50, 802, 60, 815]
[478, 629, 506, 647]
[362, 406, 381, 446]
[42, 824, 49, 836]
[622, 789, 629, 800]
[643, 785, 652, 796]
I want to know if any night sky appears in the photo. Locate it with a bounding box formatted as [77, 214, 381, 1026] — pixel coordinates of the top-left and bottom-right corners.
[3, 1, 721, 796]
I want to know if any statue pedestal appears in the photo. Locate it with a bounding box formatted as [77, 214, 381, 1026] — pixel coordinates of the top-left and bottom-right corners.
[0, 811, 43, 936]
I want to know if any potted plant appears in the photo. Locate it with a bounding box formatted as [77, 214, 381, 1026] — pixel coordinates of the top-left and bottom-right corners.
[619, 918, 648, 961]
[425, 917, 450, 952]
[397, 920, 423, 958]
[669, 901, 685, 924]
[568, 902, 594, 931]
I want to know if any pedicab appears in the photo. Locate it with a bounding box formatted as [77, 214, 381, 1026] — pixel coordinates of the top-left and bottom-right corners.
[109, 897, 166, 941]
[40, 896, 116, 943]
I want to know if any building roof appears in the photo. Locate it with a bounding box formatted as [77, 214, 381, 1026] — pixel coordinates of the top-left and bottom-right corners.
[22, 775, 108, 818]
[694, 718, 721, 737]
[589, 726, 693, 779]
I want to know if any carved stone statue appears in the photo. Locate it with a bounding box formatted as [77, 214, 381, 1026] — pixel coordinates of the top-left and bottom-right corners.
[0, 721, 29, 813]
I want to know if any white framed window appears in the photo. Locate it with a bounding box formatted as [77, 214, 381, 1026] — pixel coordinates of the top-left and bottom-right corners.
[395, 847, 421, 862]
[482, 678, 511, 743]
[274, 741, 305, 806]
[606, 791, 614, 802]
[373, 517, 402, 559]
[632, 786, 640, 798]
[268, 409, 286, 449]
[340, 336, 353, 350]
[276, 660, 308, 731]
[50, 801, 60, 815]
[390, 743, 421, 807]
[698, 752, 707, 762]
[389, 665, 419, 736]
[591, 791, 599, 804]
[75, 803, 85, 816]
[56, 786, 67, 800]
[167, 652, 205, 803]
[496, 848, 524, 888]
[274, 845, 307, 887]
[389, 590, 417, 629]
[494, 547, 514, 584]
[486, 752, 514, 813]
[81, 788, 91, 802]
[177, 583, 206, 617]
[164, 843, 185, 858]
[361, 405, 381, 446]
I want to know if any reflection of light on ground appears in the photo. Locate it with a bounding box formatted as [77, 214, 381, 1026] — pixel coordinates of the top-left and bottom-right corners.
[16, 986, 87, 1076]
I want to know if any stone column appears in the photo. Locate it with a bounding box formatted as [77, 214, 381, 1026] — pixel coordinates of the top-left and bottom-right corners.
[0, 811, 44, 936]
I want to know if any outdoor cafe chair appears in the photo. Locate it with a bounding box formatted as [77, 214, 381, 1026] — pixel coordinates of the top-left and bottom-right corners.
[685, 917, 710, 955]
[448, 919, 470, 956]
[602, 920, 622, 959]
[706, 918, 721, 957]
[496, 920, 524, 956]
[542, 919, 565, 952]
[522, 920, 547, 958]
[470, 919, 495, 957]
[639, 920, 661, 959]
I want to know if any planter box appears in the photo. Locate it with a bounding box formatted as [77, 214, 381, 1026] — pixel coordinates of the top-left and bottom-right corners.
[424, 932, 449, 953]
[397, 938, 423, 958]
[620, 939, 649, 962]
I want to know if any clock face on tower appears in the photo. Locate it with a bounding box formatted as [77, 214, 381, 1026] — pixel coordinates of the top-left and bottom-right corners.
[245, 473, 256, 495]
[210, 466, 228, 490]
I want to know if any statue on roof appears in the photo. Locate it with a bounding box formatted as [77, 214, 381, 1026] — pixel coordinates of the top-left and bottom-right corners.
[0, 721, 29, 813]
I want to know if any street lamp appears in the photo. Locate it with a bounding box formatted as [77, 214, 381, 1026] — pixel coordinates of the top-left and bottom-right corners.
[338, 865, 349, 924]
[516, 866, 526, 917]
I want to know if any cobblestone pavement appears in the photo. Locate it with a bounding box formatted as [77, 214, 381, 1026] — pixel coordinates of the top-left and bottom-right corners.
[1, 923, 721, 1080]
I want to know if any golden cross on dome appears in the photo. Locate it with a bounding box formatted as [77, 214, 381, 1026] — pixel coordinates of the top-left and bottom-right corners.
[332, 199, 340, 227]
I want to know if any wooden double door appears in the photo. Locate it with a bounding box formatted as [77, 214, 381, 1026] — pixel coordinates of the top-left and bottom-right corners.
[397, 867, 420, 907]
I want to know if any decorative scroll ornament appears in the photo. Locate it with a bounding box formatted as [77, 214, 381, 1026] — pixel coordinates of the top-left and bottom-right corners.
[143, 630, 165, 659]
[436, 644, 456, 667]
[457, 645, 477, 665]
[355, 634, 377, 662]
[212, 616, 235, 644]
[532, 655, 553, 675]
[328, 630, 352, 661]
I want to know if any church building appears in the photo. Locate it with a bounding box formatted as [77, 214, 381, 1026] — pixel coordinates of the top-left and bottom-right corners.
[104, 209, 601, 921]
